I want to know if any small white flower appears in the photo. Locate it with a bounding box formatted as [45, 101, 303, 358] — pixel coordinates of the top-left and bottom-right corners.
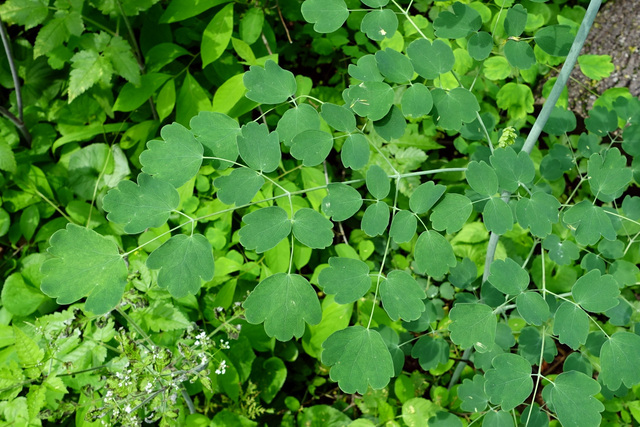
[215, 360, 227, 375]
[196, 331, 207, 340]
[124, 405, 132, 414]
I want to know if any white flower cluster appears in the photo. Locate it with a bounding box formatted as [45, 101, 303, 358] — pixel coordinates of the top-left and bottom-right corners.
[215, 360, 227, 375]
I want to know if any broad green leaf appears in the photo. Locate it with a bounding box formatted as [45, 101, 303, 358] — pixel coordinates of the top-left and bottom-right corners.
[431, 88, 480, 131]
[290, 130, 333, 166]
[41, 224, 127, 315]
[484, 56, 512, 80]
[483, 197, 513, 235]
[301, 0, 349, 33]
[140, 123, 203, 188]
[276, 104, 321, 146]
[0, 141, 17, 174]
[380, 270, 426, 321]
[33, 11, 83, 58]
[553, 301, 588, 349]
[515, 191, 560, 238]
[468, 31, 493, 61]
[13, 325, 44, 367]
[433, 2, 482, 39]
[483, 410, 513, 426]
[519, 326, 557, 366]
[458, 375, 488, 412]
[542, 234, 579, 266]
[578, 54, 614, 80]
[496, 83, 535, 119]
[239, 7, 264, 44]
[516, 292, 550, 326]
[243, 60, 296, 104]
[484, 353, 533, 411]
[401, 83, 433, 119]
[201, 3, 233, 67]
[373, 105, 406, 141]
[321, 326, 394, 393]
[341, 134, 370, 170]
[519, 405, 550, 427]
[1, 273, 46, 317]
[239, 206, 292, 253]
[600, 331, 640, 390]
[214, 168, 264, 206]
[322, 183, 363, 221]
[145, 43, 191, 73]
[449, 303, 496, 352]
[190, 111, 240, 170]
[430, 193, 473, 234]
[103, 173, 179, 234]
[114, 73, 171, 112]
[585, 106, 618, 136]
[0, 0, 48, 29]
[160, 0, 230, 23]
[302, 295, 353, 359]
[20, 205, 39, 241]
[347, 81, 394, 121]
[362, 0, 388, 6]
[488, 258, 529, 295]
[389, 210, 417, 244]
[571, 270, 620, 313]
[544, 371, 603, 427]
[375, 48, 413, 84]
[362, 201, 390, 237]
[237, 122, 281, 173]
[402, 398, 440, 427]
[244, 273, 321, 341]
[69, 49, 113, 102]
[360, 9, 397, 41]
[466, 161, 498, 196]
[504, 4, 527, 37]
[563, 200, 616, 246]
[543, 107, 577, 135]
[415, 230, 457, 278]
[254, 357, 286, 403]
[411, 336, 449, 371]
[534, 25, 574, 57]
[292, 208, 333, 249]
[588, 148, 632, 201]
[409, 181, 446, 214]
[366, 165, 390, 200]
[348, 54, 383, 82]
[176, 72, 212, 126]
[406, 39, 454, 80]
[146, 234, 214, 299]
[321, 103, 356, 132]
[504, 40, 536, 69]
[318, 257, 371, 304]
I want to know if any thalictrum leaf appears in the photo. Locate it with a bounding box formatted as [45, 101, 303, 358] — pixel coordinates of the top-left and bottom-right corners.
[389, 210, 417, 244]
[497, 82, 535, 120]
[360, 9, 397, 41]
[430, 193, 473, 234]
[504, 4, 527, 36]
[373, 105, 407, 141]
[411, 336, 449, 371]
[431, 88, 480, 131]
[301, 0, 349, 34]
[292, 208, 333, 249]
[484, 353, 533, 411]
[290, 130, 334, 166]
[401, 83, 433, 119]
[433, 2, 482, 39]
[534, 25, 574, 57]
[276, 104, 321, 146]
[488, 258, 529, 295]
[341, 134, 370, 170]
[243, 60, 296, 104]
[366, 165, 390, 200]
[542, 234, 579, 266]
[321, 103, 357, 132]
[406, 39, 455, 80]
[504, 40, 536, 69]
[483, 197, 513, 235]
[587, 148, 632, 202]
[578, 54, 614, 80]
[190, 111, 240, 170]
[213, 168, 264, 206]
[239, 206, 292, 253]
[361, 201, 390, 237]
[563, 200, 616, 246]
[380, 270, 426, 321]
[318, 257, 371, 304]
[448, 303, 497, 352]
[322, 183, 363, 221]
[466, 161, 498, 196]
[467, 31, 493, 61]
[553, 301, 588, 349]
[415, 230, 457, 278]
[347, 81, 394, 121]
[516, 292, 550, 326]
[585, 106, 618, 137]
[409, 181, 446, 214]
[375, 48, 414, 84]
[347, 54, 383, 82]
[571, 270, 620, 313]
[458, 375, 488, 412]
[599, 331, 640, 390]
[543, 371, 604, 427]
[515, 191, 560, 238]
[237, 121, 281, 173]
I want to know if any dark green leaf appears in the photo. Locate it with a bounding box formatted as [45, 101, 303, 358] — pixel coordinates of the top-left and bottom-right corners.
[489, 147, 535, 192]
[572, 270, 620, 313]
[534, 25, 574, 57]
[276, 104, 321, 147]
[366, 165, 390, 199]
[290, 130, 333, 166]
[360, 9, 398, 41]
[243, 60, 296, 104]
[588, 148, 632, 202]
[237, 122, 281, 173]
[415, 230, 457, 278]
[190, 111, 240, 170]
[544, 371, 603, 427]
[433, 2, 482, 39]
[543, 107, 577, 135]
[488, 258, 529, 295]
[214, 168, 264, 206]
[585, 106, 618, 136]
[341, 134, 370, 170]
[458, 375, 488, 412]
[411, 336, 449, 371]
[431, 88, 480, 131]
[600, 331, 640, 390]
[321, 103, 357, 132]
[409, 181, 446, 214]
[516, 292, 550, 326]
[430, 193, 473, 234]
[466, 161, 498, 196]
[563, 200, 616, 246]
[347, 54, 383, 82]
[292, 208, 333, 249]
[467, 31, 493, 61]
[114, 73, 170, 112]
[504, 4, 527, 37]
[347, 81, 394, 121]
[401, 83, 433, 119]
[484, 353, 533, 411]
[389, 210, 417, 244]
[504, 40, 536, 69]
[318, 257, 371, 304]
[407, 39, 455, 80]
[542, 235, 579, 266]
[380, 270, 426, 321]
[361, 201, 390, 236]
[553, 301, 588, 350]
[373, 105, 407, 141]
[483, 197, 513, 235]
[301, 0, 349, 33]
[322, 183, 363, 221]
[449, 303, 496, 352]
[515, 191, 560, 238]
[239, 206, 292, 253]
[375, 48, 414, 84]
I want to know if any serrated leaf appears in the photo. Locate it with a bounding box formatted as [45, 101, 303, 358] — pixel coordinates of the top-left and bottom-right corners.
[290, 130, 333, 166]
[430, 193, 472, 234]
[69, 49, 113, 102]
[401, 83, 433, 119]
[578, 54, 614, 80]
[214, 168, 264, 206]
[488, 258, 529, 295]
[504, 40, 536, 70]
[553, 301, 588, 349]
[348, 81, 394, 121]
[535, 25, 574, 57]
[466, 161, 498, 196]
[588, 148, 632, 202]
[321, 326, 394, 393]
[244, 273, 321, 341]
[467, 31, 493, 61]
[146, 234, 214, 298]
[431, 88, 480, 131]
[322, 183, 363, 221]
[321, 103, 356, 132]
[380, 270, 426, 321]
[389, 210, 417, 244]
[449, 303, 496, 352]
[190, 111, 240, 169]
[571, 270, 620, 313]
[484, 353, 533, 411]
[239, 206, 291, 253]
[301, 0, 349, 33]
[341, 134, 370, 170]
[41, 224, 127, 315]
[366, 165, 390, 199]
[13, 326, 44, 368]
[409, 181, 446, 214]
[516, 292, 550, 326]
[201, 3, 233, 67]
[237, 121, 281, 173]
[318, 257, 371, 304]
[599, 331, 640, 390]
[292, 208, 333, 249]
[563, 200, 616, 246]
[104, 35, 140, 85]
[411, 336, 449, 371]
[34, 11, 83, 58]
[362, 201, 390, 237]
[504, 4, 527, 37]
[276, 104, 321, 146]
[483, 197, 513, 235]
[0, 0, 48, 29]
[433, 2, 481, 39]
[544, 371, 603, 427]
[375, 48, 413, 84]
[360, 9, 397, 41]
[103, 173, 179, 234]
[415, 230, 457, 278]
[243, 60, 296, 104]
[515, 191, 560, 238]
[406, 39, 454, 80]
[140, 123, 203, 188]
[458, 375, 488, 412]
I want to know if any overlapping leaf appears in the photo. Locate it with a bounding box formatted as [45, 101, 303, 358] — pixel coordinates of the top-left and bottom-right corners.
[380, 270, 426, 321]
[572, 270, 620, 313]
[322, 183, 363, 221]
[318, 257, 371, 304]
[292, 208, 333, 249]
[301, 0, 349, 33]
[599, 331, 640, 390]
[449, 303, 496, 352]
[214, 168, 264, 206]
[543, 371, 603, 427]
[239, 206, 292, 253]
[237, 122, 281, 173]
[415, 230, 457, 278]
[190, 111, 240, 170]
[484, 353, 533, 411]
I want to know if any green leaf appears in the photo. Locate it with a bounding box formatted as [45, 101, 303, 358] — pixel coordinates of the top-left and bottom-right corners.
[292, 208, 333, 249]
[190, 111, 240, 170]
[40, 224, 127, 315]
[535, 25, 574, 57]
[243, 60, 296, 104]
[458, 375, 488, 412]
[585, 106, 618, 136]
[430, 193, 473, 234]
[20, 205, 39, 241]
[402, 398, 440, 427]
[276, 104, 321, 147]
[321, 103, 356, 132]
[409, 181, 446, 214]
[0, 140, 17, 174]
[321, 326, 394, 393]
[160, 0, 230, 23]
[322, 183, 363, 221]
[542, 234, 579, 266]
[290, 130, 333, 167]
[375, 48, 414, 84]
[201, 3, 234, 67]
[515, 191, 560, 238]
[588, 148, 632, 202]
[401, 83, 433, 119]
[488, 258, 529, 295]
[253, 357, 286, 404]
[176, 72, 212, 126]
[449, 303, 496, 352]
[348, 81, 394, 121]
[578, 54, 614, 80]
[341, 134, 370, 170]
[103, 173, 179, 234]
[600, 331, 640, 390]
[362, 201, 390, 237]
[114, 73, 170, 112]
[504, 4, 527, 37]
[389, 210, 417, 244]
[146, 234, 214, 299]
[244, 273, 321, 341]
[360, 9, 398, 41]
[239, 7, 264, 44]
[1, 273, 46, 317]
[484, 56, 511, 80]
[301, 0, 349, 33]
[380, 270, 426, 321]
[563, 200, 616, 246]
[13, 326, 44, 367]
[483, 411, 513, 427]
[544, 371, 603, 427]
[411, 336, 449, 371]
[0, 0, 48, 29]
[104, 35, 140, 85]
[516, 292, 550, 326]
[467, 31, 493, 61]
[239, 206, 291, 253]
[496, 83, 535, 119]
[483, 197, 513, 235]
[484, 353, 533, 411]
[433, 2, 482, 39]
[571, 270, 620, 313]
[69, 49, 113, 102]
[366, 165, 390, 200]
[140, 123, 203, 188]
[415, 230, 457, 278]
[214, 168, 264, 206]
[504, 40, 536, 69]
[237, 122, 281, 173]
[318, 257, 371, 304]
[431, 88, 480, 131]
[553, 301, 588, 350]
[466, 161, 498, 196]
[406, 39, 454, 80]
[543, 107, 577, 135]
[348, 54, 383, 82]
[33, 11, 83, 58]
[373, 105, 406, 141]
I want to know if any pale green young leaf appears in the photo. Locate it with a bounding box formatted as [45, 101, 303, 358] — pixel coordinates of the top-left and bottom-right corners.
[578, 54, 614, 80]
[290, 130, 333, 166]
[488, 258, 529, 295]
[458, 375, 488, 412]
[572, 270, 620, 313]
[40, 224, 127, 315]
[103, 173, 179, 234]
[213, 168, 264, 206]
[544, 371, 603, 427]
[0, 0, 48, 29]
[301, 0, 349, 34]
[415, 230, 457, 278]
[433, 2, 481, 39]
[389, 210, 417, 244]
[361, 201, 390, 237]
[401, 83, 433, 119]
[553, 301, 588, 349]
[347, 54, 383, 82]
[243, 60, 296, 104]
[406, 39, 455, 80]
[292, 208, 333, 249]
[190, 111, 240, 170]
[360, 9, 397, 41]
[322, 183, 363, 221]
[449, 303, 496, 352]
[239, 7, 264, 44]
[69, 49, 113, 102]
[504, 4, 527, 37]
[380, 270, 426, 321]
[321, 326, 394, 393]
[276, 104, 321, 146]
[516, 292, 550, 326]
[409, 181, 446, 214]
[321, 103, 356, 132]
[237, 121, 281, 173]
[244, 273, 321, 341]
[13, 326, 44, 368]
[146, 234, 214, 299]
[563, 200, 616, 246]
[347, 81, 394, 121]
[467, 31, 493, 61]
[496, 82, 535, 119]
[140, 123, 203, 188]
[484, 353, 533, 411]
[599, 331, 640, 390]
[588, 148, 632, 202]
[366, 165, 390, 200]
[466, 161, 498, 196]
[515, 191, 560, 238]
[0, 141, 17, 174]
[484, 56, 511, 80]
[431, 88, 480, 131]
[542, 235, 579, 266]
[239, 206, 291, 253]
[114, 73, 171, 112]
[318, 257, 371, 304]
[341, 134, 370, 170]
[483, 197, 513, 235]
[430, 193, 473, 234]
[104, 35, 141, 85]
[534, 25, 574, 57]
[411, 336, 449, 371]
[375, 48, 414, 84]
[201, 3, 233, 67]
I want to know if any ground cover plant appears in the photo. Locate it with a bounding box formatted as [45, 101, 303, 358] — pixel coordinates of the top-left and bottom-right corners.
[1, 0, 640, 425]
